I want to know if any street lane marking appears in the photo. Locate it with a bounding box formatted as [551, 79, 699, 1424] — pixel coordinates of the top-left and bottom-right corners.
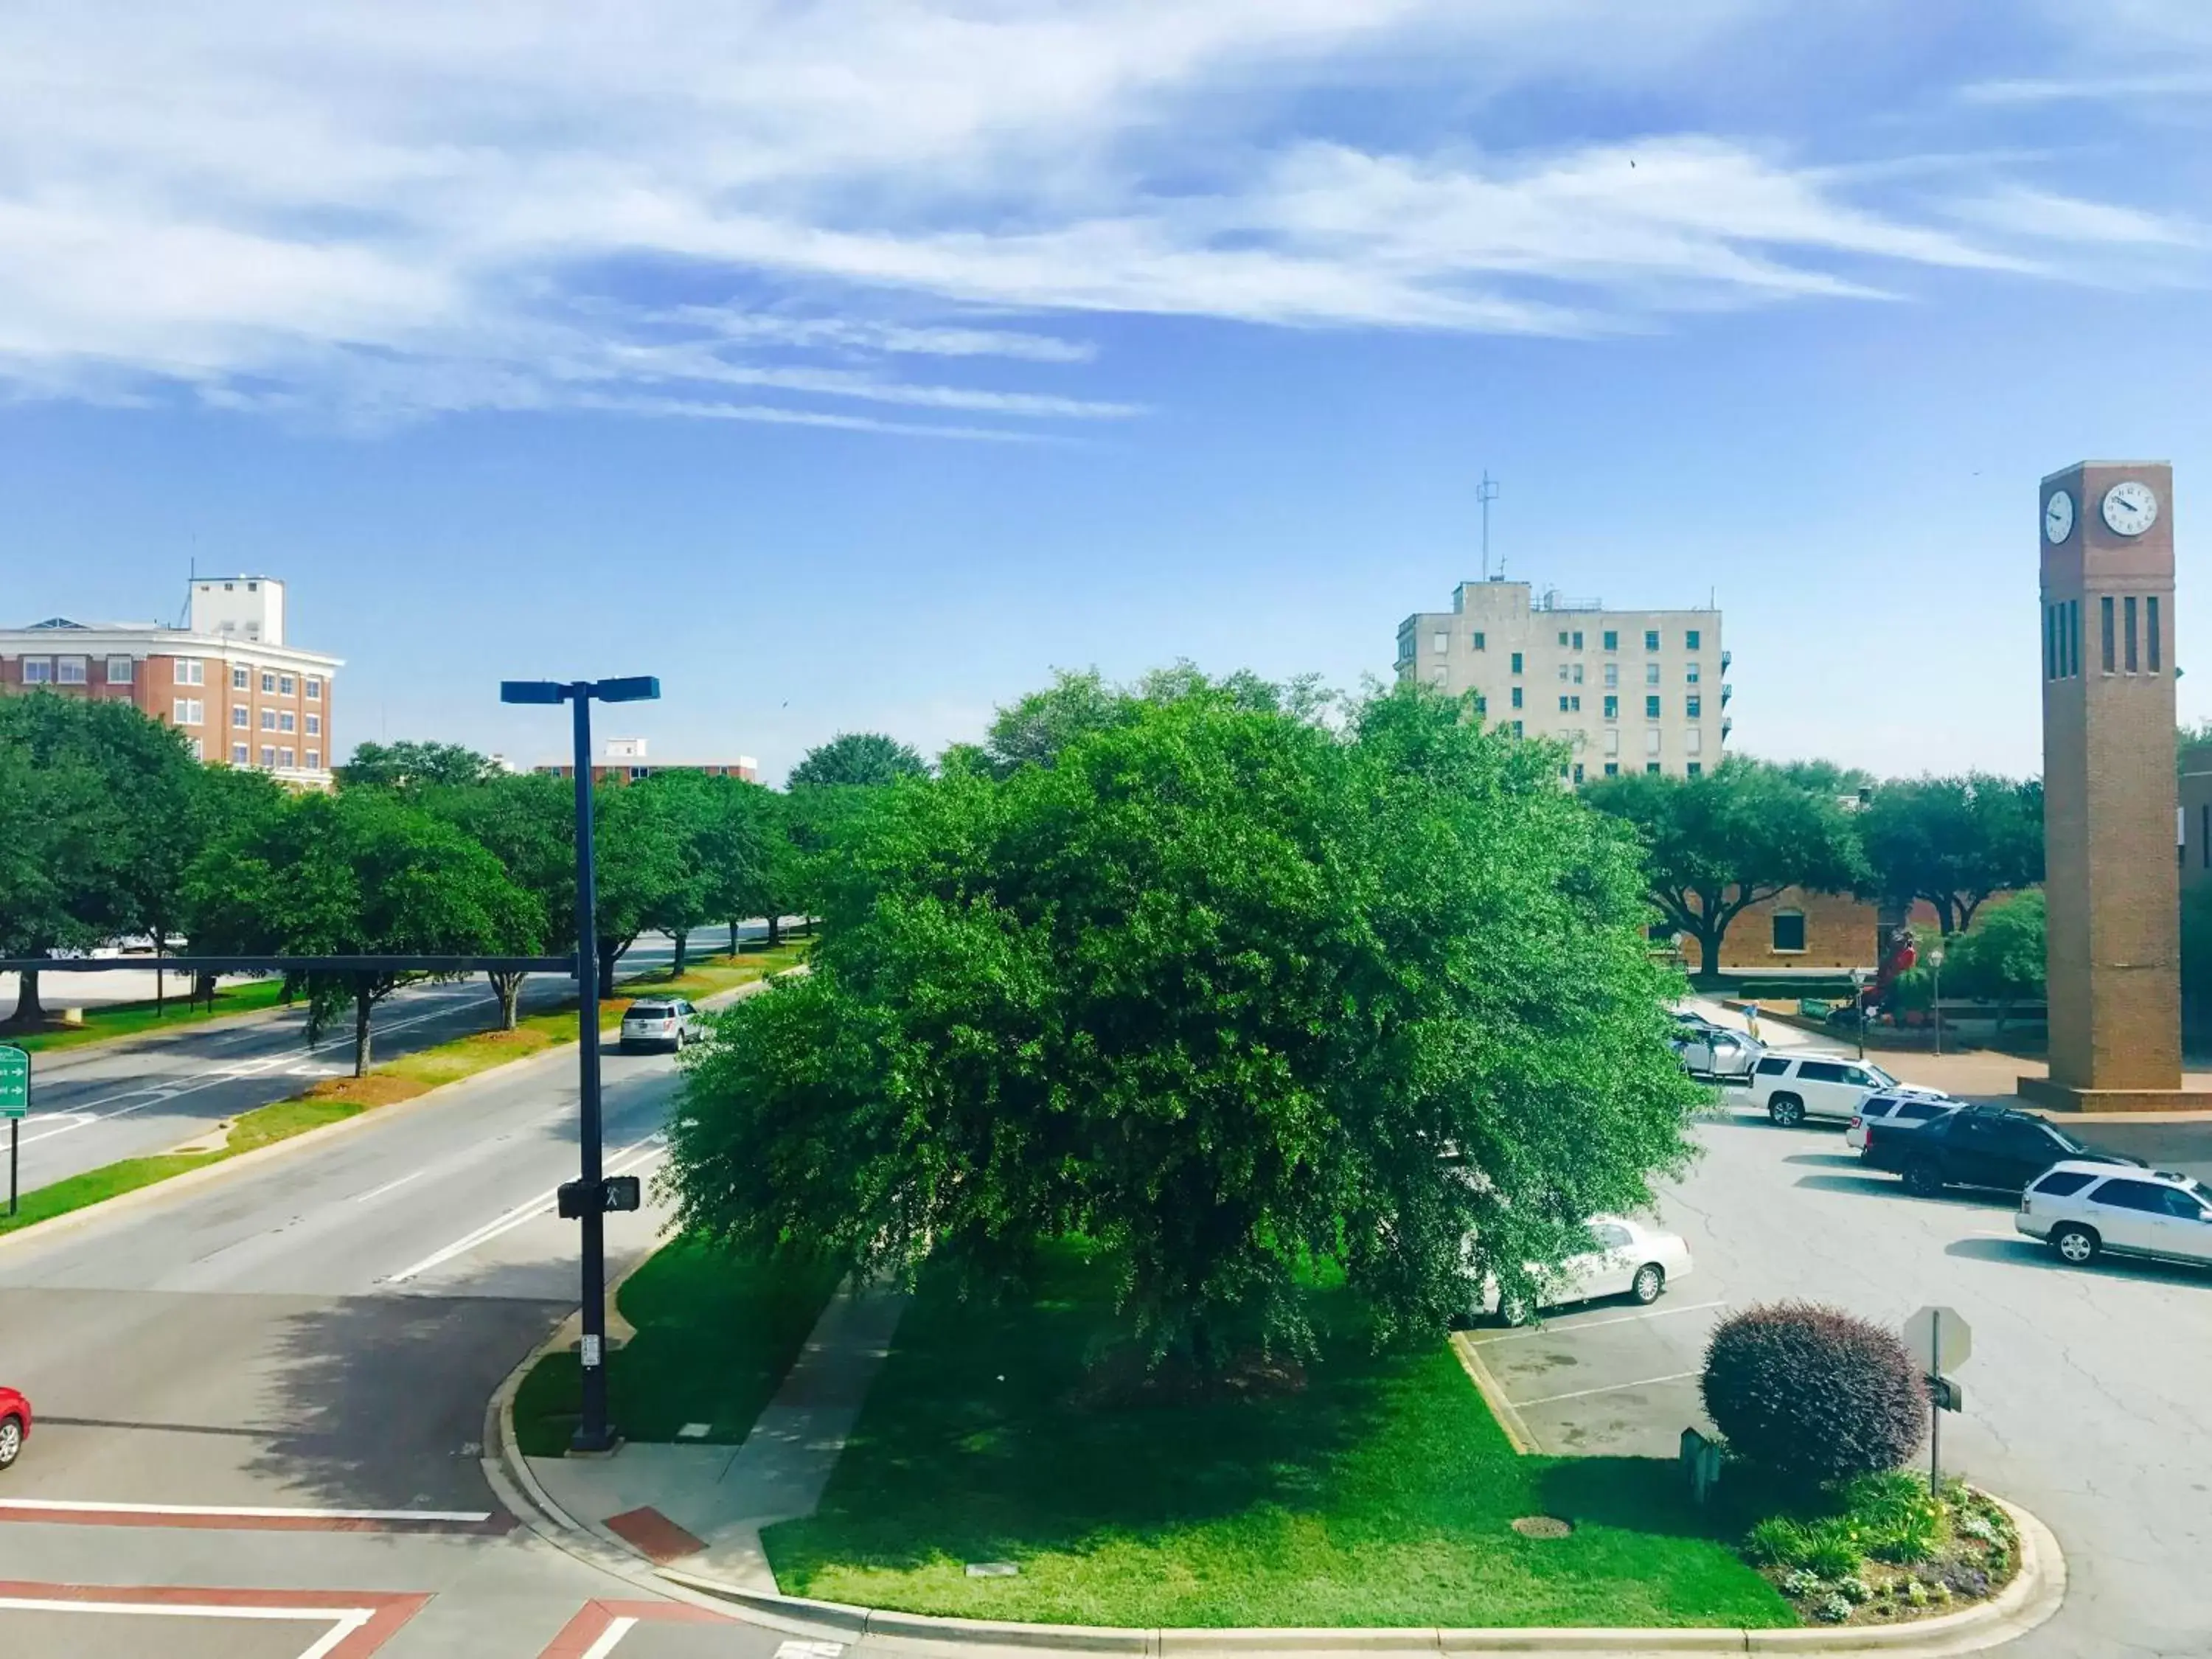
[352, 1171, 425, 1203]
[0, 1582, 429, 1658]
[1512, 1370, 1701, 1408]
[382, 1134, 665, 1284]
[580, 1615, 641, 1659]
[0, 1498, 491, 1522]
[1469, 1298, 1729, 1345]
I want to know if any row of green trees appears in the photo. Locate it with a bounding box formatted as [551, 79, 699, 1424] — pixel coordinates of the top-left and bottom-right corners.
[1582, 761, 2045, 978]
[0, 696, 930, 1072]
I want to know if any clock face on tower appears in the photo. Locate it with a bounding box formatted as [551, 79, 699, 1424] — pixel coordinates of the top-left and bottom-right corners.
[2101, 479, 2159, 537]
[2044, 490, 2074, 544]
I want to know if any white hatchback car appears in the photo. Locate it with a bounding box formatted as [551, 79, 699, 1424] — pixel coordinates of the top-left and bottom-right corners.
[1471, 1216, 1694, 1325]
[1747, 1054, 1947, 1128]
[2016, 1161, 2212, 1270]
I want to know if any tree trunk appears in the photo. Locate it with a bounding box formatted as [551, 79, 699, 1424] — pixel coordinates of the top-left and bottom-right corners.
[1933, 896, 1958, 937]
[672, 928, 689, 976]
[1697, 928, 1722, 979]
[194, 971, 218, 1011]
[598, 938, 621, 989]
[354, 986, 374, 1077]
[489, 971, 525, 1030]
[767, 914, 782, 947]
[10, 968, 45, 1027]
[1955, 895, 1983, 933]
[728, 920, 740, 956]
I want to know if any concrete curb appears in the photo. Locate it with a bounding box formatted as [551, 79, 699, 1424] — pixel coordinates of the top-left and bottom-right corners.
[0, 964, 799, 1255]
[1448, 1331, 1537, 1456]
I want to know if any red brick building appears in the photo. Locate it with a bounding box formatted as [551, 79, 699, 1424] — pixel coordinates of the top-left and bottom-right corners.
[0, 577, 343, 787]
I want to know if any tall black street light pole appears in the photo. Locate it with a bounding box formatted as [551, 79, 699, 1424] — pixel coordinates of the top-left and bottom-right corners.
[501, 673, 660, 1453]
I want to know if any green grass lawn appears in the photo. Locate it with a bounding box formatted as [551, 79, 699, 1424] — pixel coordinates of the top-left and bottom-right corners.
[512, 1234, 844, 1457]
[765, 1243, 1794, 1630]
[0, 977, 292, 1054]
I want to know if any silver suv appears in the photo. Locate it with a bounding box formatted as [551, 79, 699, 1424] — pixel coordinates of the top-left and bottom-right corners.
[1747, 1053, 1947, 1128]
[2017, 1161, 2212, 1270]
[619, 997, 704, 1053]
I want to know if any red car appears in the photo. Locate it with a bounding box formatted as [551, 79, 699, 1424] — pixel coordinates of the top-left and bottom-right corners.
[0, 1386, 29, 1470]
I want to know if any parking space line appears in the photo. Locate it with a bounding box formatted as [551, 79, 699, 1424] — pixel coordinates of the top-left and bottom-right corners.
[1511, 1369, 1700, 1408]
[1467, 1298, 1727, 1345]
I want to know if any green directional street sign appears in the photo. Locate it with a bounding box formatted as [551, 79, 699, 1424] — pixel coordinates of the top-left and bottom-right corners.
[0, 1046, 27, 1119]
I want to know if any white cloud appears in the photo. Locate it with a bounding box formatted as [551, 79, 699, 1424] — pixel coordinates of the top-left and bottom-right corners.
[0, 0, 2192, 434]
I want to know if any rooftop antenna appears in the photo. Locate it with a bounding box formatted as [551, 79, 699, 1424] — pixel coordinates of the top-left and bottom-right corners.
[1478, 470, 1501, 580]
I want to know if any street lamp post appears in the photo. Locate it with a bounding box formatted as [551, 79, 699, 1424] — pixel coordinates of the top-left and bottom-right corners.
[1930, 947, 1945, 1060]
[501, 673, 660, 1453]
[1850, 966, 1868, 1061]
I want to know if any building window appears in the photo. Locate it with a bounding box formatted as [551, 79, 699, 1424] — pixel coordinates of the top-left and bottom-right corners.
[1571, 631, 1584, 650]
[1645, 662, 1660, 686]
[21, 658, 51, 683]
[2126, 595, 2140, 673]
[1646, 762, 1661, 774]
[306, 678, 322, 700]
[261, 709, 277, 730]
[1433, 632, 1449, 654]
[232, 742, 249, 765]
[1603, 630, 1618, 651]
[1686, 629, 1701, 651]
[1573, 762, 1585, 783]
[1686, 695, 1702, 719]
[1646, 695, 1662, 719]
[1603, 695, 1618, 720]
[232, 706, 248, 728]
[1558, 663, 1571, 681]
[279, 711, 296, 733]
[279, 674, 295, 695]
[1604, 762, 1618, 776]
[306, 714, 321, 736]
[307, 749, 321, 770]
[1561, 695, 1583, 712]
[1571, 663, 1585, 684]
[232, 665, 250, 689]
[175, 657, 205, 685]
[173, 698, 204, 726]
[57, 656, 88, 684]
[1644, 629, 1660, 652]
[2067, 599, 2081, 678]
[1557, 630, 1569, 647]
[2149, 596, 2162, 674]
[1511, 686, 1524, 709]
[1603, 662, 1618, 688]
[1510, 651, 1523, 675]
[1686, 727, 1703, 754]
[1686, 661, 1700, 684]
[1686, 761, 1703, 777]
[261, 671, 276, 692]
[188, 738, 205, 762]
[1512, 720, 1524, 737]
[1771, 911, 1808, 953]
[1471, 632, 1485, 651]
[1604, 728, 1620, 755]
[260, 745, 276, 767]
[280, 748, 296, 768]
[2101, 595, 2115, 672]
[2044, 605, 2057, 681]
[1646, 728, 1663, 755]
[1472, 694, 1486, 714]
[106, 655, 133, 684]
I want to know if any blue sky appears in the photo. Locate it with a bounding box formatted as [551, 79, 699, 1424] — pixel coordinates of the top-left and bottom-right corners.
[3, 1, 2209, 781]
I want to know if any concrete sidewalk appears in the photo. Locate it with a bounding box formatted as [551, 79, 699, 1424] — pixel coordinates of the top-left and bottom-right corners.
[527, 1278, 907, 1593]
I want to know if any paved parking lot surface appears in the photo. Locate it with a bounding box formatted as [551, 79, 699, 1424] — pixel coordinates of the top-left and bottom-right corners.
[1461, 1295, 1725, 1457]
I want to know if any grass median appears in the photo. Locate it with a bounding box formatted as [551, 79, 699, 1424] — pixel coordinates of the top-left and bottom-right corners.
[0, 943, 807, 1240]
[512, 1234, 845, 1457]
[765, 1240, 1793, 1630]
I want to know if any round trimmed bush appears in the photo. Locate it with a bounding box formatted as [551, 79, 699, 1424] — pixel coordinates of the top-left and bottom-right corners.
[1700, 1301, 1924, 1489]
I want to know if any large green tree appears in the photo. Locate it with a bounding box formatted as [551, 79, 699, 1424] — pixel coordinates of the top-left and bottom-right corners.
[1859, 775, 2043, 935]
[1583, 759, 1868, 978]
[184, 789, 540, 1073]
[1942, 891, 2045, 1032]
[787, 731, 927, 788]
[669, 676, 1700, 1363]
[590, 781, 692, 985]
[338, 741, 501, 790]
[422, 771, 576, 1027]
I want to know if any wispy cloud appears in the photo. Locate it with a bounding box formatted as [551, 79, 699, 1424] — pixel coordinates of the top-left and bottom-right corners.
[0, 1, 2197, 436]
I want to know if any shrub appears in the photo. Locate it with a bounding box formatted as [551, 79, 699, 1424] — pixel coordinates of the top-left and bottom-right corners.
[1700, 1302, 1925, 1489]
[1781, 1569, 1824, 1598]
[1801, 1527, 1865, 1579]
[1840, 1471, 1944, 1562]
[1745, 1517, 1813, 1567]
[1815, 1594, 1854, 1624]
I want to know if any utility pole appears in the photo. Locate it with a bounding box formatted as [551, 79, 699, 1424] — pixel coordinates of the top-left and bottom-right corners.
[1478, 471, 1500, 580]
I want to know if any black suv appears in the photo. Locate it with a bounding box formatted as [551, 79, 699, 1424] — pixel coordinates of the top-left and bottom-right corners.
[1864, 1103, 2134, 1197]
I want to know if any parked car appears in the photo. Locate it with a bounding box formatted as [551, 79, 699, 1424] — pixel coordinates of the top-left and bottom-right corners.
[1672, 1020, 1763, 1082]
[1747, 1053, 1947, 1127]
[1470, 1215, 1694, 1325]
[1846, 1092, 1959, 1152]
[617, 997, 705, 1053]
[0, 1385, 30, 1472]
[1865, 1104, 2134, 1197]
[2017, 1162, 2212, 1268]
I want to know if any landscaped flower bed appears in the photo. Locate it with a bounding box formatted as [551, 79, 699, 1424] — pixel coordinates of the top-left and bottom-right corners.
[1743, 1473, 2019, 1627]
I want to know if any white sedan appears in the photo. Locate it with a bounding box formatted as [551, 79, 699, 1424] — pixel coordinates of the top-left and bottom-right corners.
[1471, 1215, 1694, 1326]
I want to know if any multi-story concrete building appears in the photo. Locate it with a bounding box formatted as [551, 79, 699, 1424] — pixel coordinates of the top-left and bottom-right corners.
[1396, 578, 1728, 781]
[535, 737, 759, 787]
[0, 576, 342, 787]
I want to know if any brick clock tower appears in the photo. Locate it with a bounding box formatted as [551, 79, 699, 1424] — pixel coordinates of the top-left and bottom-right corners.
[2025, 461, 2209, 1111]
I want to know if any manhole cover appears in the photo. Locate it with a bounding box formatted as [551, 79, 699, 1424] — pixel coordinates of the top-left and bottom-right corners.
[1510, 1515, 1573, 1540]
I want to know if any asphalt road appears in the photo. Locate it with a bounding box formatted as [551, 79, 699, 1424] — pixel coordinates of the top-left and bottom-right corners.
[0, 928, 803, 1657]
[5, 927, 762, 1197]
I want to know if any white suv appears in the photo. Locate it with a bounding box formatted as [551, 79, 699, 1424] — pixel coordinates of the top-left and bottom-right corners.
[2017, 1161, 2212, 1269]
[1747, 1054, 1947, 1128]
